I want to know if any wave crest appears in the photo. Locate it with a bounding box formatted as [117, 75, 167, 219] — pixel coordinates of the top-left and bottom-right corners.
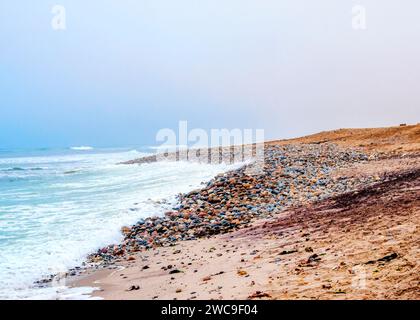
[70, 146, 93, 151]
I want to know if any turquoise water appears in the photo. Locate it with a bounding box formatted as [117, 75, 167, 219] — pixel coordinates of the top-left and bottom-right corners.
[0, 147, 238, 299]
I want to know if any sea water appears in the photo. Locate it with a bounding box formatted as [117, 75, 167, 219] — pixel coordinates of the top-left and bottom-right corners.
[0, 147, 240, 299]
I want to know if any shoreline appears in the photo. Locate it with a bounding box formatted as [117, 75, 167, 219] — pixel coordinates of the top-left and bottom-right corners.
[66, 125, 419, 299]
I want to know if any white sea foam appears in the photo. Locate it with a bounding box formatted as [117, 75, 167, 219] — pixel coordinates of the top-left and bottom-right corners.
[70, 146, 94, 151]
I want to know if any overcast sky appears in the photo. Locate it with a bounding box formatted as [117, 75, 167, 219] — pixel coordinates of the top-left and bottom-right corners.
[0, 1, 419, 148]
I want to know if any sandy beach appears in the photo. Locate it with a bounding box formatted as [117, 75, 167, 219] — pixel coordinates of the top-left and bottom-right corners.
[70, 125, 420, 300]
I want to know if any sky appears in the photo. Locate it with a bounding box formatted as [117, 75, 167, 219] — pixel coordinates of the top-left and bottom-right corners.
[0, 1, 419, 149]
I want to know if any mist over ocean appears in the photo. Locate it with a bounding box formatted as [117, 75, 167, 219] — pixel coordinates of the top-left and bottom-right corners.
[0, 147, 238, 299]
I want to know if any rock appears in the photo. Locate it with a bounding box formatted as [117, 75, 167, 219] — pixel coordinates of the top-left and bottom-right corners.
[279, 249, 298, 255]
[307, 254, 321, 263]
[237, 269, 248, 276]
[248, 291, 272, 299]
[366, 252, 398, 264]
[169, 269, 182, 274]
[121, 226, 131, 235]
[127, 285, 140, 291]
[378, 252, 398, 262]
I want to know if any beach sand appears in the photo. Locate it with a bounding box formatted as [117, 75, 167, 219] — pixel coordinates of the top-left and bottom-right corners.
[70, 125, 420, 300]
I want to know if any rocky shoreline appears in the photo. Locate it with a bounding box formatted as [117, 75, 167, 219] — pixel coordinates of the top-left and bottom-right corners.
[72, 147, 418, 300]
[56, 125, 417, 299]
[87, 143, 378, 265]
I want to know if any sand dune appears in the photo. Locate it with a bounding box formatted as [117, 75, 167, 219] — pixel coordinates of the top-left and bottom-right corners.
[271, 124, 420, 153]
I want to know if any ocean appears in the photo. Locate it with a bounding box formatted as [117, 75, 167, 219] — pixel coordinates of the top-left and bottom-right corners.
[0, 147, 239, 299]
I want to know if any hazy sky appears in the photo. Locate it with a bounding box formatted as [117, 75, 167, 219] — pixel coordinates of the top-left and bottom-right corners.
[0, 1, 419, 148]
